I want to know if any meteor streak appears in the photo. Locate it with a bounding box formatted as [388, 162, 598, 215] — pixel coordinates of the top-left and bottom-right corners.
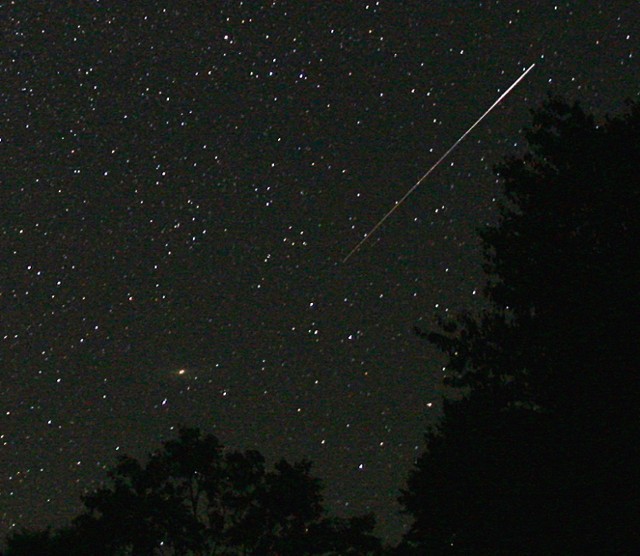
[343, 63, 536, 263]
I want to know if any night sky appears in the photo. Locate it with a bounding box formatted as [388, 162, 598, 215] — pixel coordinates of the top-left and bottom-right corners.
[1, 1, 638, 543]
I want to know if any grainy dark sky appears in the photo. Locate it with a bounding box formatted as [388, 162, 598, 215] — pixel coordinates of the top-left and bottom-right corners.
[1, 0, 638, 543]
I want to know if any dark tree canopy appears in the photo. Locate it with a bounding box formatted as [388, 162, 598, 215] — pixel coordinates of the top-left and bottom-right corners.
[402, 97, 640, 554]
[3, 427, 382, 555]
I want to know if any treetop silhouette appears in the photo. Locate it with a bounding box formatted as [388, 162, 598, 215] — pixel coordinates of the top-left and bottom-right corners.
[4, 427, 382, 555]
[403, 96, 640, 554]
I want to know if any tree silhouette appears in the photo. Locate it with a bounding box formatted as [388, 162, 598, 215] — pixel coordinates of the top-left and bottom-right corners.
[3, 426, 382, 555]
[401, 97, 640, 554]
[3, 529, 60, 556]
[2, 526, 91, 556]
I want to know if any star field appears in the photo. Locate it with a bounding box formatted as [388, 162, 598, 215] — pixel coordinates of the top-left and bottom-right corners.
[1, 1, 638, 543]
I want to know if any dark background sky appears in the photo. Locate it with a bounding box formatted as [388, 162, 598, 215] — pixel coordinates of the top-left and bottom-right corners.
[1, 0, 638, 543]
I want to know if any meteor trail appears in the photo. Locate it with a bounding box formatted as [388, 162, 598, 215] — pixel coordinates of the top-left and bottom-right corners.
[343, 63, 536, 263]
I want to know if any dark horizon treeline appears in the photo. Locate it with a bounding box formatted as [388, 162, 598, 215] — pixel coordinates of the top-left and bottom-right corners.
[4, 96, 638, 555]
[3, 427, 383, 555]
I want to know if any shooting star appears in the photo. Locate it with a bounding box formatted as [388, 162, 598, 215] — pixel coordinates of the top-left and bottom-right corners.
[343, 63, 536, 263]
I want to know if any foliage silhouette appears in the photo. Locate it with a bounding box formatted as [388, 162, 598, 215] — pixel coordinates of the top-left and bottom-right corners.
[402, 96, 640, 554]
[3, 528, 62, 556]
[3, 427, 382, 555]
